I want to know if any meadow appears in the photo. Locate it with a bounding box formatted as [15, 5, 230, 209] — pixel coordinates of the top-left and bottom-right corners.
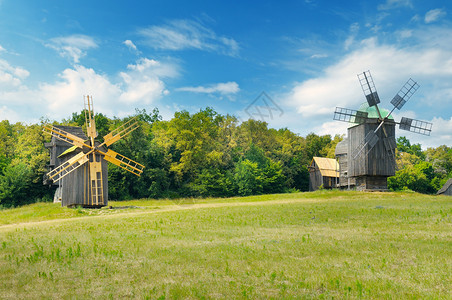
[0, 190, 451, 299]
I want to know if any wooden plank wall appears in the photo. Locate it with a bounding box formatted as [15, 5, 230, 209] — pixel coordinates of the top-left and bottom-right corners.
[348, 120, 396, 177]
[61, 150, 108, 207]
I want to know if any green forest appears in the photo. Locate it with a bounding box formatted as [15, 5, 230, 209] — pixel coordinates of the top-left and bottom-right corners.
[1, 107, 451, 208]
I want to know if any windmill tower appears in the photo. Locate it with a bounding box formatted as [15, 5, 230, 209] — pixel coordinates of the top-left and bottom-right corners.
[43, 96, 145, 207]
[333, 71, 432, 191]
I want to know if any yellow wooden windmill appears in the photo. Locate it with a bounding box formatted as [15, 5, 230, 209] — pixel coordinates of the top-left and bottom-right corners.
[43, 96, 144, 207]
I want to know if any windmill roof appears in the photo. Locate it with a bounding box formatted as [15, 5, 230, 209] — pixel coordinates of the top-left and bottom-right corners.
[437, 178, 452, 195]
[358, 102, 394, 120]
[309, 157, 339, 178]
[54, 125, 87, 140]
[335, 139, 348, 156]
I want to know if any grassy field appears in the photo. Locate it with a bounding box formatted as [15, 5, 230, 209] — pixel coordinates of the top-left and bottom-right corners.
[0, 191, 451, 299]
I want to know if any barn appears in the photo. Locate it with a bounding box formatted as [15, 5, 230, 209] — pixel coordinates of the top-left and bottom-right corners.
[308, 157, 339, 191]
[437, 178, 452, 196]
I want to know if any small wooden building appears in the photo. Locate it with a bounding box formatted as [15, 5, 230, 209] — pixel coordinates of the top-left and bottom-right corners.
[308, 157, 339, 191]
[334, 138, 356, 189]
[437, 178, 452, 196]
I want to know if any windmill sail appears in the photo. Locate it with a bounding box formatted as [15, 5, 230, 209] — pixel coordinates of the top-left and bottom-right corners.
[101, 117, 140, 147]
[390, 79, 419, 110]
[358, 71, 380, 107]
[399, 117, 432, 136]
[333, 107, 369, 124]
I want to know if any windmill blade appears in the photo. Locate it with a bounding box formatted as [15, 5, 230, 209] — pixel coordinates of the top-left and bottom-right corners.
[352, 130, 380, 159]
[43, 125, 92, 150]
[383, 135, 398, 171]
[100, 117, 140, 147]
[399, 117, 432, 136]
[46, 151, 90, 183]
[84, 95, 97, 141]
[390, 78, 419, 110]
[333, 107, 369, 124]
[383, 136, 397, 151]
[88, 154, 104, 206]
[358, 71, 380, 107]
[102, 149, 145, 176]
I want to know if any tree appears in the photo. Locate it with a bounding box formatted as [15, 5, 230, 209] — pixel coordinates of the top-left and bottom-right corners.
[397, 136, 424, 159]
[305, 133, 332, 159]
[233, 159, 263, 196]
[0, 163, 33, 207]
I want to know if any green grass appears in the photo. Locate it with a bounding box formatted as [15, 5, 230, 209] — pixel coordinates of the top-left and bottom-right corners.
[0, 191, 451, 298]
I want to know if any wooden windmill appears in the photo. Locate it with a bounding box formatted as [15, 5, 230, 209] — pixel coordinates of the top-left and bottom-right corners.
[43, 96, 144, 207]
[333, 71, 432, 191]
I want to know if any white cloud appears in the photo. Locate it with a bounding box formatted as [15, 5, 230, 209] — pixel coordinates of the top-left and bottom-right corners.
[287, 31, 452, 119]
[176, 81, 239, 95]
[0, 59, 29, 88]
[0, 105, 20, 123]
[123, 39, 137, 51]
[344, 23, 360, 50]
[285, 25, 452, 147]
[119, 58, 178, 104]
[0, 45, 5, 53]
[39, 65, 121, 117]
[378, 0, 413, 10]
[138, 19, 239, 56]
[123, 39, 140, 54]
[0, 56, 178, 121]
[47, 34, 98, 63]
[427, 117, 452, 147]
[425, 8, 446, 24]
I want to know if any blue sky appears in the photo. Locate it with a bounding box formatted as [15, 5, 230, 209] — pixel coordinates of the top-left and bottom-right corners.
[0, 0, 451, 148]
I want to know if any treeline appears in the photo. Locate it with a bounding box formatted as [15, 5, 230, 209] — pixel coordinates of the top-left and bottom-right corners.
[0, 108, 337, 207]
[0, 107, 451, 208]
[390, 137, 452, 194]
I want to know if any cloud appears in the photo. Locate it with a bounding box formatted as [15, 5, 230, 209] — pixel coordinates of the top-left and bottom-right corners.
[0, 105, 20, 123]
[138, 19, 239, 56]
[287, 30, 452, 119]
[119, 58, 178, 104]
[123, 39, 141, 54]
[426, 117, 452, 148]
[0, 56, 179, 121]
[0, 45, 5, 53]
[176, 81, 240, 95]
[378, 0, 413, 10]
[425, 8, 447, 24]
[46, 34, 98, 63]
[39, 65, 121, 117]
[0, 59, 30, 88]
[284, 24, 452, 148]
[344, 23, 360, 50]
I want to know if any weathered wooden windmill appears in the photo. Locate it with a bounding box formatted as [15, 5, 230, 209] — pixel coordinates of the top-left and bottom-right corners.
[333, 71, 432, 191]
[43, 96, 144, 207]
